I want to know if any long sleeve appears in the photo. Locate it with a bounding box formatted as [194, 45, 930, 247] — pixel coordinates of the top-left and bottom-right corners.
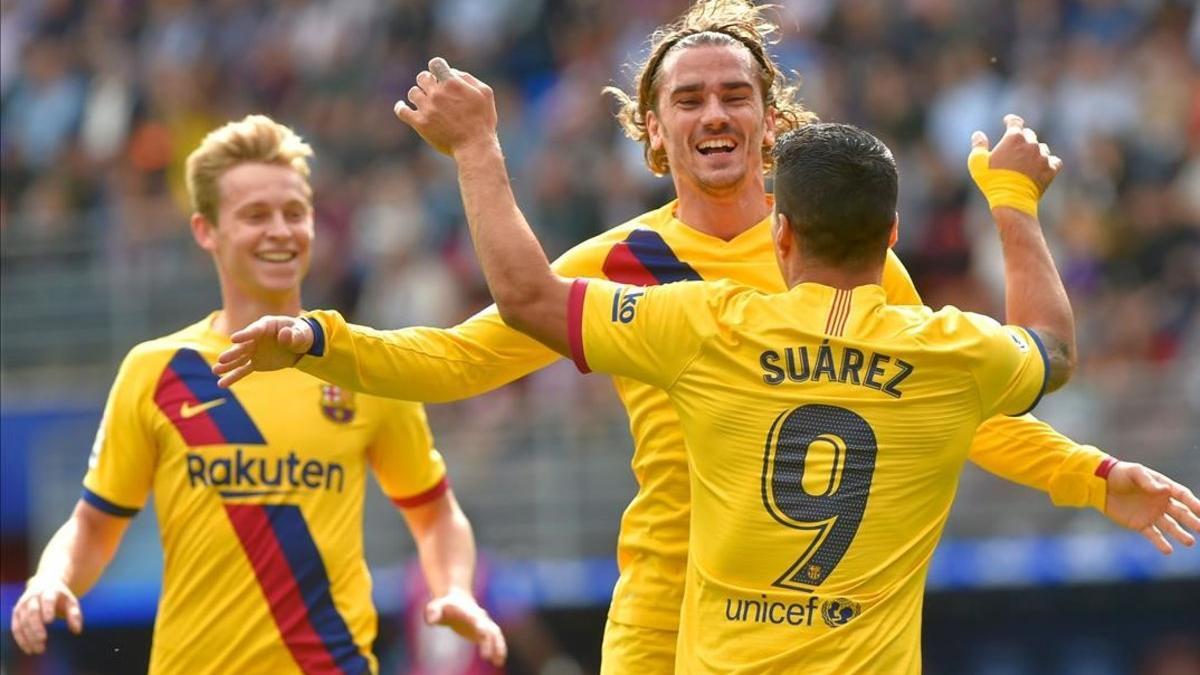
[294, 234, 615, 402]
[967, 414, 1112, 510]
[297, 306, 558, 402]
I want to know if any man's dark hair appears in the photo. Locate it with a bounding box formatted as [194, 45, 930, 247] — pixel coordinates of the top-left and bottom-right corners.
[772, 123, 898, 269]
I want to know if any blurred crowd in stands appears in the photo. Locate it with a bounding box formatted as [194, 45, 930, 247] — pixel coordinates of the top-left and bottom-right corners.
[3, 0, 1197, 365]
[1, 0, 1197, 469]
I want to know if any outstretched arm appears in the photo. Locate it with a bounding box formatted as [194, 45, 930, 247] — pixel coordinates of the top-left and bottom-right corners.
[394, 59, 572, 354]
[213, 307, 559, 397]
[967, 416, 1199, 554]
[10, 501, 130, 654]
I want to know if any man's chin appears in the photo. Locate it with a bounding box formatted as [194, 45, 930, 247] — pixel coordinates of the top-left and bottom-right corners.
[696, 168, 748, 193]
[255, 273, 302, 296]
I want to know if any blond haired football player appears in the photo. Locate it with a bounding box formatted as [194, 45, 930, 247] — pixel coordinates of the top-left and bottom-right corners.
[215, 2, 1200, 672]
[9, 115, 507, 673]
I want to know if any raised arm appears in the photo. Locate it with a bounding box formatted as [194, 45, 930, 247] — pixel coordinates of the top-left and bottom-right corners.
[968, 114, 1076, 391]
[394, 59, 572, 354]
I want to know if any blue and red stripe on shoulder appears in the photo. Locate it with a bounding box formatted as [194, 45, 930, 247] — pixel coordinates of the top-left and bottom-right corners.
[600, 229, 702, 286]
[154, 349, 266, 446]
[569, 230, 702, 374]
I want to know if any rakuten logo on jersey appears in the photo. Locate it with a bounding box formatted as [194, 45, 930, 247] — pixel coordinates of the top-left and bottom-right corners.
[186, 449, 345, 497]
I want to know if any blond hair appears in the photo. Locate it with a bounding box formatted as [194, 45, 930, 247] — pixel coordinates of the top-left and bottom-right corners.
[604, 0, 817, 176]
[185, 114, 314, 224]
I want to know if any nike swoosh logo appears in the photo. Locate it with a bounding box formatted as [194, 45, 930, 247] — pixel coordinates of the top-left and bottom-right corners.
[180, 398, 226, 419]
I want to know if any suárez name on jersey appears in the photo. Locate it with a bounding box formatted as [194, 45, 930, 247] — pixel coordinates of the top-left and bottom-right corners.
[760, 340, 914, 398]
[186, 449, 345, 493]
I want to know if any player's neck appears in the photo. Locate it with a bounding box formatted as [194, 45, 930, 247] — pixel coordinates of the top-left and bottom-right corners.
[673, 180, 771, 242]
[212, 286, 303, 336]
[786, 260, 883, 292]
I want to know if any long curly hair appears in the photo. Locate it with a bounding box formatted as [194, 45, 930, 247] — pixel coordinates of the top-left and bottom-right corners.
[604, 0, 817, 176]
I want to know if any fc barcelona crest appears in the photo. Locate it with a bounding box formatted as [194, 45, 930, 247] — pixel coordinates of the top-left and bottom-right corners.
[320, 384, 356, 424]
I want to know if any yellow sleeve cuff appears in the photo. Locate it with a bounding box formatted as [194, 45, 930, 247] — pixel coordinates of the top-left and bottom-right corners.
[1047, 445, 1112, 512]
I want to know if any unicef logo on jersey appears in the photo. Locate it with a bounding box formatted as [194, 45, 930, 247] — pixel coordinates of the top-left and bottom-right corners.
[820, 598, 861, 628]
[721, 592, 865, 630]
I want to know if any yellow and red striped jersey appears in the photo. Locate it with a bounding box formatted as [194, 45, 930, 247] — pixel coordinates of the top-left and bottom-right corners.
[83, 313, 447, 675]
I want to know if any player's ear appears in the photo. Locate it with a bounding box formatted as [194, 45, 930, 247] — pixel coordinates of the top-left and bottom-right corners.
[646, 110, 664, 153]
[773, 212, 793, 258]
[763, 106, 777, 150]
[191, 212, 218, 252]
[888, 212, 899, 249]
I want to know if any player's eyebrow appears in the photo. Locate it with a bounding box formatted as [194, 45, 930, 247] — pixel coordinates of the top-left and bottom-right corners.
[669, 80, 755, 97]
[233, 200, 269, 214]
[233, 195, 310, 212]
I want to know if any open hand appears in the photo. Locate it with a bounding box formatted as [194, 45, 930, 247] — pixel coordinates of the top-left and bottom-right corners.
[1105, 462, 1200, 554]
[424, 588, 508, 667]
[10, 576, 83, 655]
[212, 316, 314, 387]
[394, 57, 498, 157]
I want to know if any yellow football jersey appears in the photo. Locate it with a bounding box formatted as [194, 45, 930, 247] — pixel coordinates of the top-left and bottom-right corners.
[83, 314, 448, 675]
[297, 200, 1108, 634]
[571, 277, 1048, 673]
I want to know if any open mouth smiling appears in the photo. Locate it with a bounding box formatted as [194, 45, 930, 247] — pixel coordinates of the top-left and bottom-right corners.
[255, 252, 297, 263]
[696, 138, 737, 155]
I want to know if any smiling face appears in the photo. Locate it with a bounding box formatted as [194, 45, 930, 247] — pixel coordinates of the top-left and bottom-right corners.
[192, 162, 314, 305]
[646, 44, 776, 197]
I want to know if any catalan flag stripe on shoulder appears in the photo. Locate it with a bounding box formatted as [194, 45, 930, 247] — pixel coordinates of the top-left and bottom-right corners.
[602, 229, 703, 285]
[155, 349, 266, 446]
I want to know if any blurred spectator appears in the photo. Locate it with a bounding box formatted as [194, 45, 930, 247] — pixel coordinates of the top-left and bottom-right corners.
[3, 38, 86, 170]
